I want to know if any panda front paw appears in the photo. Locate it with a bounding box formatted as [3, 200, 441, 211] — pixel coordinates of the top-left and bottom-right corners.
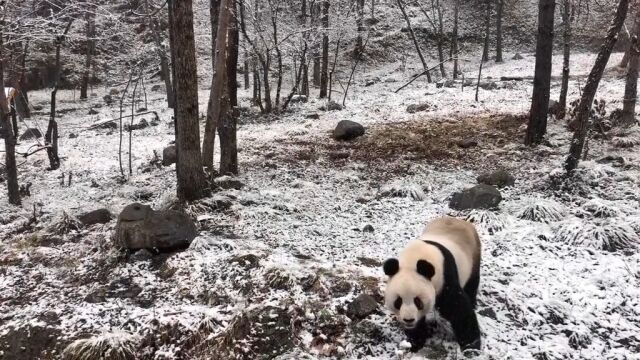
[409, 341, 425, 353]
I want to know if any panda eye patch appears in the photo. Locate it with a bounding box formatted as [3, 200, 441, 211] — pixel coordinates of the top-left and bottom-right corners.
[394, 297, 402, 310]
[414, 297, 423, 310]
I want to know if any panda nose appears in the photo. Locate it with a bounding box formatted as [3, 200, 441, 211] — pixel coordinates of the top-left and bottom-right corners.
[403, 318, 415, 323]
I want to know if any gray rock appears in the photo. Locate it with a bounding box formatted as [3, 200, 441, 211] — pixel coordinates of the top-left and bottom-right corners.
[109, 88, 120, 95]
[512, 53, 524, 60]
[327, 101, 343, 111]
[88, 108, 99, 115]
[96, 121, 117, 130]
[456, 139, 478, 148]
[478, 81, 498, 90]
[77, 208, 113, 226]
[333, 120, 365, 141]
[362, 224, 374, 233]
[130, 249, 154, 261]
[305, 113, 320, 119]
[151, 84, 163, 92]
[477, 169, 515, 188]
[19, 128, 42, 141]
[114, 203, 198, 251]
[68, 133, 78, 139]
[103, 94, 114, 105]
[406, 102, 431, 113]
[347, 294, 378, 319]
[162, 145, 177, 166]
[214, 175, 245, 190]
[449, 184, 502, 210]
[290, 94, 307, 103]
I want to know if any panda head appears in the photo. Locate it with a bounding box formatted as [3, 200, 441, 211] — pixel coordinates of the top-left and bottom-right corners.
[382, 258, 436, 329]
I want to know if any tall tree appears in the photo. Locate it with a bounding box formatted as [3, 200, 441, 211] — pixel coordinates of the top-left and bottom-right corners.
[146, 0, 174, 108]
[220, 6, 239, 175]
[202, 0, 221, 171]
[319, 0, 329, 98]
[621, 6, 640, 126]
[565, 0, 630, 173]
[355, 0, 365, 58]
[495, 0, 504, 63]
[482, 0, 492, 62]
[169, 0, 208, 201]
[397, 0, 431, 82]
[80, 5, 95, 100]
[558, 0, 572, 117]
[0, 31, 20, 205]
[452, 0, 459, 78]
[15, 41, 30, 119]
[525, 0, 555, 146]
[46, 20, 74, 170]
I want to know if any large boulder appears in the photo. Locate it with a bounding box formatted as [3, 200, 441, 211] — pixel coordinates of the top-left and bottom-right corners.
[449, 184, 502, 210]
[78, 208, 113, 226]
[347, 294, 378, 319]
[477, 169, 515, 188]
[333, 120, 365, 141]
[162, 145, 177, 166]
[19, 128, 42, 141]
[114, 203, 197, 251]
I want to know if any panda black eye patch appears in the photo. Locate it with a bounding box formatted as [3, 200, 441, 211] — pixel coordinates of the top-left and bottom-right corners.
[414, 297, 423, 310]
[394, 297, 402, 309]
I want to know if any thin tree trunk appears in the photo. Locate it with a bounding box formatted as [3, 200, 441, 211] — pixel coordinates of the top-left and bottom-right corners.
[495, 0, 504, 63]
[169, 0, 208, 200]
[566, 0, 630, 173]
[355, 0, 365, 58]
[147, 0, 174, 108]
[220, 2, 239, 175]
[622, 8, 640, 126]
[620, 15, 640, 68]
[244, 51, 250, 89]
[272, 7, 283, 109]
[482, 0, 491, 62]
[129, 72, 140, 176]
[319, 0, 330, 98]
[525, 0, 555, 146]
[46, 20, 73, 171]
[10, 99, 18, 139]
[452, 0, 459, 79]
[16, 41, 30, 119]
[397, 0, 431, 82]
[558, 0, 572, 116]
[0, 33, 20, 205]
[436, 0, 446, 77]
[202, 0, 220, 171]
[80, 7, 95, 100]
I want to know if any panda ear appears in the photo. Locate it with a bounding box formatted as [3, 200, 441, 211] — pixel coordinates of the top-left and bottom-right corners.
[416, 260, 435, 279]
[383, 258, 399, 277]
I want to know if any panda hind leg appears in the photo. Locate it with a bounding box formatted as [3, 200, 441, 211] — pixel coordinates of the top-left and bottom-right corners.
[463, 268, 480, 309]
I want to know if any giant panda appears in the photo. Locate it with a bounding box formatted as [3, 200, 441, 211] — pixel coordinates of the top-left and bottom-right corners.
[382, 216, 482, 352]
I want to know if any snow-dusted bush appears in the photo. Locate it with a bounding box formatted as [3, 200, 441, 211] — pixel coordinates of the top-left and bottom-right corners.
[518, 200, 565, 223]
[553, 219, 639, 252]
[465, 210, 508, 234]
[62, 332, 138, 360]
[48, 212, 82, 234]
[581, 199, 620, 218]
[378, 181, 426, 201]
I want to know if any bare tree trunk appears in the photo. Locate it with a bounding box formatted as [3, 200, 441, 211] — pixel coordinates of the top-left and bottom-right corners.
[620, 13, 640, 68]
[452, 0, 459, 78]
[371, 0, 375, 18]
[355, 0, 365, 58]
[495, 0, 504, 63]
[397, 0, 431, 82]
[16, 41, 30, 119]
[80, 7, 95, 100]
[482, 0, 491, 62]
[312, 1, 321, 87]
[435, 0, 446, 77]
[558, 0, 572, 116]
[220, 2, 239, 175]
[169, 0, 208, 201]
[319, 0, 330, 98]
[566, 0, 630, 173]
[203, 0, 222, 171]
[271, 3, 283, 109]
[525, 0, 555, 146]
[0, 33, 20, 205]
[46, 20, 73, 171]
[244, 51, 250, 89]
[147, 0, 174, 108]
[622, 8, 640, 126]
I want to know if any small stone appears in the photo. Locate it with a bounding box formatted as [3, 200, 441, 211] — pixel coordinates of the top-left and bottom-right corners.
[512, 53, 524, 60]
[327, 101, 343, 111]
[68, 133, 78, 139]
[88, 108, 99, 115]
[77, 208, 113, 226]
[477, 169, 515, 188]
[449, 184, 502, 210]
[305, 113, 320, 119]
[406, 103, 430, 114]
[151, 84, 163, 92]
[362, 224, 374, 233]
[357, 257, 381, 267]
[456, 139, 478, 148]
[214, 175, 245, 190]
[346, 294, 378, 319]
[478, 307, 497, 320]
[162, 145, 177, 166]
[333, 120, 365, 141]
[130, 249, 154, 261]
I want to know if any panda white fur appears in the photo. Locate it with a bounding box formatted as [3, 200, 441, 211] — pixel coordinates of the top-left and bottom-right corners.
[383, 216, 482, 352]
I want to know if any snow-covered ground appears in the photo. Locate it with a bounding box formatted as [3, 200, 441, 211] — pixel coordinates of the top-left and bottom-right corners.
[1, 52, 639, 359]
